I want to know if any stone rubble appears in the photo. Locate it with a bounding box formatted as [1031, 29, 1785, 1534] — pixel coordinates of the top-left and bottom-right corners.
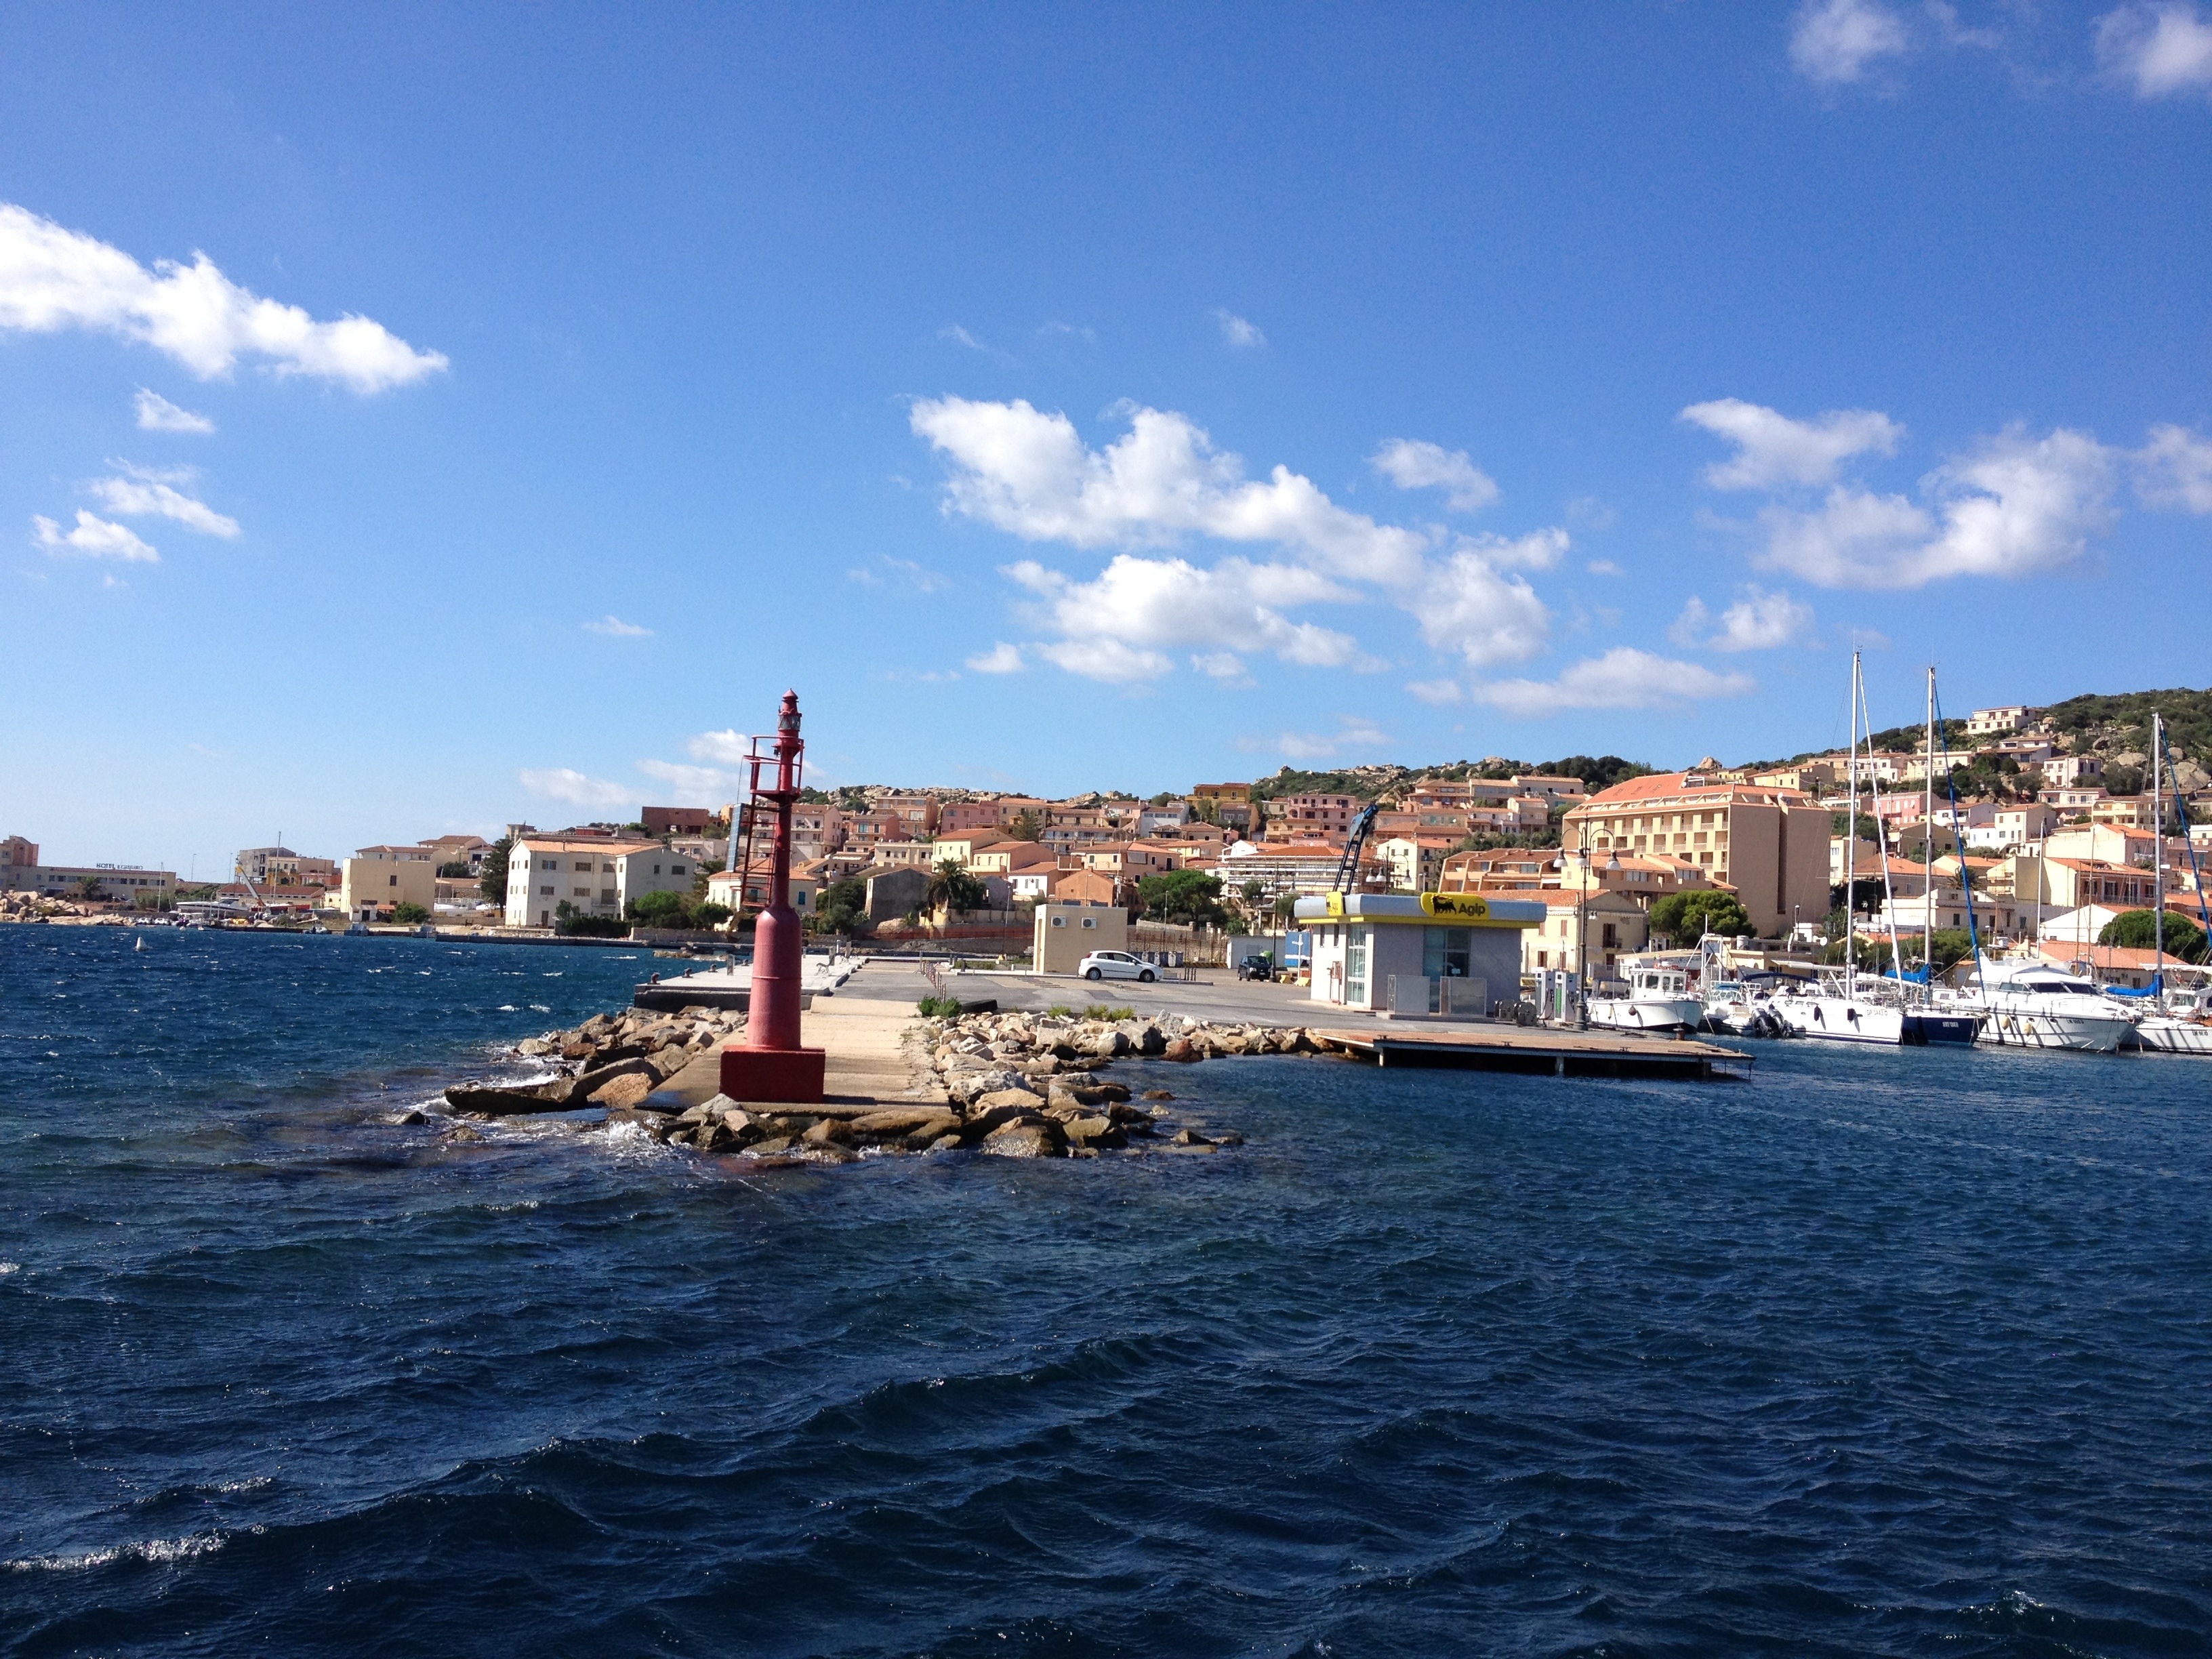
[437, 1003, 1323, 1164]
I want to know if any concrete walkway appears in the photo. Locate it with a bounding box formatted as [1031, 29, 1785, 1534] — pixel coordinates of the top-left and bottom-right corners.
[651, 962, 945, 1110]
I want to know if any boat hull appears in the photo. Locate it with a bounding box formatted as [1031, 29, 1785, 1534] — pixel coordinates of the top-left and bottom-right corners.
[2134, 1018, 2212, 1055]
[1585, 995, 1704, 1033]
[1976, 1007, 2127, 1053]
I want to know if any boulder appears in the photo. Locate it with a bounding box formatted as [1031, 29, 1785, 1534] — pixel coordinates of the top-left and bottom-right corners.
[1141, 1088, 1175, 1101]
[560, 1039, 595, 1060]
[1172, 1128, 1212, 1146]
[850, 1107, 962, 1139]
[696, 1118, 739, 1152]
[802, 1118, 853, 1147]
[981, 1120, 1067, 1159]
[926, 1133, 964, 1153]
[971, 1087, 1047, 1114]
[1062, 1114, 1125, 1149]
[396, 1107, 428, 1126]
[573, 1055, 654, 1094]
[1136, 1025, 1166, 1057]
[590, 1073, 653, 1111]
[515, 1038, 556, 1057]
[745, 1136, 795, 1156]
[443, 1084, 565, 1115]
[804, 1143, 861, 1164]
[1162, 1039, 1202, 1063]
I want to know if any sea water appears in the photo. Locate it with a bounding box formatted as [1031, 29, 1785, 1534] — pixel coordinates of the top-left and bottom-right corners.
[2, 925, 2207, 1656]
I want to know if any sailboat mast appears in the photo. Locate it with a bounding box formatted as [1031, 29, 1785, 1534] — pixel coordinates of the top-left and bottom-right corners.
[2154, 711, 2165, 987]
[1924, 665, 1936, 992]
[1845, 651, 1859, 996]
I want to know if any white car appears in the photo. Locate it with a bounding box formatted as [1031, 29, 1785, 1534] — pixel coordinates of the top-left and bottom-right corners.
[1078, 950, 1156, 983]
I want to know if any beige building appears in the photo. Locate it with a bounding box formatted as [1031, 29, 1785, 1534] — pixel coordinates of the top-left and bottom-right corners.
[7, 862, 175, 903]
[1375, 834, 1461, 895]
[1522, 890, 1650, 975]
[1032, 899, 1129, 975]
[1563, 771, 1828, 939]
[503, 837, 697, 928]
[340, 845, 438, 919]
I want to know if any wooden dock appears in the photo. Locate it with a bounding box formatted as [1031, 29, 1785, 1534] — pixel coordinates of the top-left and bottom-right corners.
[1313, 1025, 1752, 1082]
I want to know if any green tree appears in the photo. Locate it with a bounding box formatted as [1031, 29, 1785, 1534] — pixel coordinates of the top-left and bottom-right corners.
[2099, 908, 2209, 963]
[76, 876, 106, 903]
[925, 858, 988, 915]
[630, 889, 691, 927]
[691, 856, 726, 899]
[478, 836, 512, 906]
[390, 902, 430, 924]
[1135, 869, 1228, 927]
[690, 900, 733, 928]
[436, 860, 472, 878]
[813, 877, 872, 935]
[1240, 879, 1267, 906]
[1647, 888, 1753, 945]
[1004, 811, 1042, 842]
[1272, 893, 1299, 922]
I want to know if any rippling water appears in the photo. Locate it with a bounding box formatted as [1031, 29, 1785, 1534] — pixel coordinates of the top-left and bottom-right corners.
[3, 925, 2209, 1656]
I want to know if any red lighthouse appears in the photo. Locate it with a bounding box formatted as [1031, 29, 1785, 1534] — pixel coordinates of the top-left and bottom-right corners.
[718, 690, 827, 1105]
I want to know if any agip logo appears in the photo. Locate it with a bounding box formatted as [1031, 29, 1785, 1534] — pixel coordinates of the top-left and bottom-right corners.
[1420, 891, 1490, 921]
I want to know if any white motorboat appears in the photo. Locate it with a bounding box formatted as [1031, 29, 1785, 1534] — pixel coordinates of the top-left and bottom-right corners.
[1585, 965, 1704, 1033]
[1967, 959, 2130, 1053]
[2131, 1012, 2212, 1054]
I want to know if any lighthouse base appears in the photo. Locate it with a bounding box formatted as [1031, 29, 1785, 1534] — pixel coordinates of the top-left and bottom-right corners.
[718, 1045, 827, 1105]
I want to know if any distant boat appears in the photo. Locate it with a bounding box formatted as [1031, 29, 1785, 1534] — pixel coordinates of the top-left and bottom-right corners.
[134, 935, 145, 951]
[1970, 958, 2131, 1052]
[1585, 964, 1704, 1032]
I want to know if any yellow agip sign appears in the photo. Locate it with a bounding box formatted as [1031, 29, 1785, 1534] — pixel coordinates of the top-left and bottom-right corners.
[1420, 891, 1490, 921]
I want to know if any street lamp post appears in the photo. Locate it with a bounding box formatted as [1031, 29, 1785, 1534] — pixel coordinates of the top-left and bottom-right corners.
[1575, 843, 1591, 1031]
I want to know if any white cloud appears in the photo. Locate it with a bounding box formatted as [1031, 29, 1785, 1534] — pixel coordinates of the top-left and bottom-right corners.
[1405, 678, 1464, 705]
[1033, 636, 1177, 683]
[2097, 3, 2212, 98]
[1681, 397, 1904, 489]
[1471, 649, 1757, 718]
[517, 767, 631, 808]
[134, 388, 213, 433]
[1585, 558, 1624, 576]
[2135, 424, 2212, 510]
[966, 641, 1025, 673]
[1416, 548, 1552, 668]
[1669, 586, 1816, 651]
[686, 730, 751, 765]
[1458, 527, 1568, 571]
[1755, 427, 2117, 589]
[912, 396, 1432, 585]
[583, 615, 652, 637]
[32, 510, 158, 562]
[848, 555, 951, 593]
[636, 758, 739, 797]
[0, 202, 448, 392]
[1005, 554, 1373, 682]
[1215, 309, 1265, 348]
[1565, 495, 1619, 531]
[1190, 651, 1249, 680]
[1268, 719, 1393, 762]
[1790, 0, 1910, 84]
[86, 466, 239, 537]
[1372, 438, 1500, 512]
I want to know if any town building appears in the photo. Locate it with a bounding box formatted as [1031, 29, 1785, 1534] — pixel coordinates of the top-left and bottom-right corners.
[1, 834, 38, 876]
[1374, 834, 1462, 895]
[1213, 839, 1370, 900]
[933, 800, 1003, 836]
[1294, 891, 1544, 1015]
[2041, 755, 2105, 789]
[1522, 890, 1650, 975]
[1563, 771, 1827, 939]
[1032, 899, 1128, 975]
[706, 864, 819, 919]
[501, 837, 694, 929]
[641, 806, 716, 836]
[1189, 783, 1254, 833]
[1266, 792, 1361, 844]
[340, 845, 438, 920]
[419, 833, 492, 873]
[4, 861, 176, 903]
[1965, 705, 2039, 738]
[931, 830, 1006, 867]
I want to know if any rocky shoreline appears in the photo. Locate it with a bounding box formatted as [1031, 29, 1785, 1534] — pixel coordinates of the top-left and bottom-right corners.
[431, 1001, 1335, 1165]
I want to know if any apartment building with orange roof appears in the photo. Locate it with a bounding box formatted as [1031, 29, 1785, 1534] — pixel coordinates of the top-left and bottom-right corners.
[1561, 770, 1826, 938]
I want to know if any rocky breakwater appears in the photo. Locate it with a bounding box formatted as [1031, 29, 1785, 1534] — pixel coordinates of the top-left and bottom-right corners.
[441, 1004, 744, 1118]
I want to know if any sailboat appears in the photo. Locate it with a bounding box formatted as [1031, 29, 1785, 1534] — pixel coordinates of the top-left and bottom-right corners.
[1773, 655, 1980, 1046]
[2122, 712, 2212, 1055]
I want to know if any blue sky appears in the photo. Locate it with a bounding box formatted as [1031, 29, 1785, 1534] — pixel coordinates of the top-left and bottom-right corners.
[3, 2, 2209, 872]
